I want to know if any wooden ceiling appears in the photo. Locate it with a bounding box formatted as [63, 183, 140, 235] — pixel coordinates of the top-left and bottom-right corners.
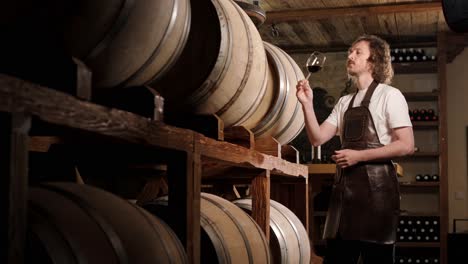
[255, 0, 451, 52]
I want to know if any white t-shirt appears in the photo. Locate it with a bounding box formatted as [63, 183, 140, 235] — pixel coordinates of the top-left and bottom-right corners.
[325, 83, 412, 145]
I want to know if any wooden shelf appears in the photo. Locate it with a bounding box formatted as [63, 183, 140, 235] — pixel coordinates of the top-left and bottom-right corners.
[412, 121, 439, 128]
[399, 181, 440, 188]
[307, 163, 404, 177]
[399, 211, 440, 217]
[396, 152, 439, 161]
[307, 163, 336, 174]
[403, 92, 439, 101]
[396, 242, 440, 248]
[0, 74, 308, 264]
[393, 61, 437, 74]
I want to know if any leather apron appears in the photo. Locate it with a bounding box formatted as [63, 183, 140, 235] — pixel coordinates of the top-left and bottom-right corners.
[323, 80, 400, 244]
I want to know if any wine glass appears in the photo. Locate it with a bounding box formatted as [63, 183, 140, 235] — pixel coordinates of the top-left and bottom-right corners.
[305, 51, 326, 80]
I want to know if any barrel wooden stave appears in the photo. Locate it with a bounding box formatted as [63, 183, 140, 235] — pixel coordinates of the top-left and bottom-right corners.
[241, 42, 305, 145]
[234, 198, 311, 264]
[145, 192, 271, 264]
[154, 0, 268, 127]
[27, 182, 187, 263]
[66, 0, 191, 88]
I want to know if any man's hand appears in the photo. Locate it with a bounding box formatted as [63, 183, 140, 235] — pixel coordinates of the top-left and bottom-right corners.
[296, 79, 313, 106]
[332, 149, 363, 168]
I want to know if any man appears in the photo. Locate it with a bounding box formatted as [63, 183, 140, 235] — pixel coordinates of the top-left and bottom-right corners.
[296, 35, 414, 263]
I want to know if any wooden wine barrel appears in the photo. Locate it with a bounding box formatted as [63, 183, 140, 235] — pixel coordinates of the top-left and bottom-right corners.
[65, 0, 191, 89]
[153, 0, 268, 127]
[26, 182, 187, 263]
[442, 0, 468, 33]
[143, 193, 271, 264]
[233, 198, 311, 264]
[241, 42, 305, 145]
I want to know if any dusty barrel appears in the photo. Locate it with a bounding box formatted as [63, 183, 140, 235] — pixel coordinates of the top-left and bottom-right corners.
[143, 193, 271, 264]
[233, 198, 311, 264]
[26, 182, 187, 263]
[241, 42, 305, 145]
[65, 0, 191, 89]
[153, 0, 268, 127]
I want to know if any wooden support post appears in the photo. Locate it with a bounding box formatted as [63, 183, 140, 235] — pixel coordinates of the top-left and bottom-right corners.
[293, 179, 309, 233]
[251, 170, 270, 240]
[167, 148, 201, 264]
[72, 57, 92, 101]
[1, 112, 31, 264]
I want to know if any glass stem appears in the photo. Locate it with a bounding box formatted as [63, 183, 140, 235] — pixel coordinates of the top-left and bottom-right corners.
[305, 72, 311, 80]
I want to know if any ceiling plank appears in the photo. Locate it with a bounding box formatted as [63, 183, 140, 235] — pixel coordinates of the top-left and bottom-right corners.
[264, 1, 442, 24]
[279, 37, 437, 54]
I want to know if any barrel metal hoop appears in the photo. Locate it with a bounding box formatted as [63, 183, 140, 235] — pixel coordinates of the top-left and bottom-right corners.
[85, 0, 135, 61]
[252, 42, 288, 135]
[187, 0, 232, 106]
[203, 194, 255, 264]
[271, 201, 307, 263]
[119, 0, 180, 88]
[28, 201, 80, 264]
[39, 184, 129, 264]
[215, 2, 256, 121]
[146, 0, 192, 85]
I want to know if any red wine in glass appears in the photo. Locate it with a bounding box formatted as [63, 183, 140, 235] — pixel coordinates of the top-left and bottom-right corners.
[305, 51, 326, 80]
[307, 65, 322, 73]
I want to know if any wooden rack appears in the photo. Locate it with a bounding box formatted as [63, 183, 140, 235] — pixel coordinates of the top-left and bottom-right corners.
[0, 74, 308, 264]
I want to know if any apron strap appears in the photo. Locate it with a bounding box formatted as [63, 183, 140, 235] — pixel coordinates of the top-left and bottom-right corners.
[361, 80, 379, 107]
[347, 93, 358, 111]
[346, 80, 379, 111]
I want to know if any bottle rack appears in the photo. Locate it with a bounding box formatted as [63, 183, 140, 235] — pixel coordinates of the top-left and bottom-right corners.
[391, 36, 448, 264]
[0, 73, 311, 264]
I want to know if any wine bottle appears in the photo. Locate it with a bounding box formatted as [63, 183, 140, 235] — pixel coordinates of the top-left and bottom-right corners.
[311, 145, 322, 164]
[412, 109, 421, 121]
[431, 174, 439, 181]
[421, 48, 428, 61]
[423, 174, 431, 181]
[405, 48, 413, 62]
[415, 174, 423, 182]
[420, 109, 431, 121]
[415, 48, 424, 62]
[419, 109, 428, 121]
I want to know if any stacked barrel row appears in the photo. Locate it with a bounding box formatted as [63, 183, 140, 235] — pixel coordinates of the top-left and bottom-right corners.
[28, 183, 310, 263]
[24, 0, 311, 263]
[66, 0, 305, 145]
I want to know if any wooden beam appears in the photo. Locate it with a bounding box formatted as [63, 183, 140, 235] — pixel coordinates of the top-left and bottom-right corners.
[279, 38, 438, 54]
[265, 1, 442, 24]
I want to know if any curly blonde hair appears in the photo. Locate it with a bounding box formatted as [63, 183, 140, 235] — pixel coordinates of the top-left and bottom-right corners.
[351, 35, 394, 84]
